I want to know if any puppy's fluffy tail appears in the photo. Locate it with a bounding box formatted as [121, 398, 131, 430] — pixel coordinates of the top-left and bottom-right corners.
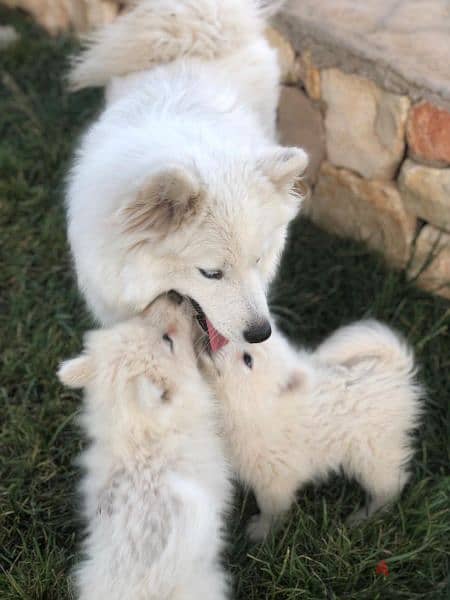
[315, 319, 416, 375]
[69, 0, 285, 90]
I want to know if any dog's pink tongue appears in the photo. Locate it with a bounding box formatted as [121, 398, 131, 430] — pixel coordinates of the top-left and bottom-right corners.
[206, 318, 228, 353]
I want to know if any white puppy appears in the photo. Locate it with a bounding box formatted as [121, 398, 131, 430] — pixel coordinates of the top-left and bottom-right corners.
[66, 0, 308, 349]
[202, 320, 422, 542]
[58, 295, 232, 600]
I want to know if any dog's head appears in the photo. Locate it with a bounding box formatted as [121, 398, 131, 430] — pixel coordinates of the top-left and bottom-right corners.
[115, 146, 308, 348]
[57, 295, 206, 439]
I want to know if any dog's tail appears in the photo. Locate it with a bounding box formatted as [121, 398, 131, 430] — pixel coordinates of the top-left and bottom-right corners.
[68, 0, 286, 91]
[315, 320, 416, 375]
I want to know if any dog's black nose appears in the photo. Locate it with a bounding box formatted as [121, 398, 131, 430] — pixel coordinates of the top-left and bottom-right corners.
[243, 320, 272, 343]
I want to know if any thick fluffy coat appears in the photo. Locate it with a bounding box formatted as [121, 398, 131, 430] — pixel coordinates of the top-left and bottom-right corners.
[202, 320, 422, 541]
[66, 0, 308, 347]
[58, 296, 231, 599]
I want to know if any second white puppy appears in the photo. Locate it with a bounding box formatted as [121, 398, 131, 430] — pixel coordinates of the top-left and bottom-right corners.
[202, 320, 422, 542]
[58, 295, 231, 600]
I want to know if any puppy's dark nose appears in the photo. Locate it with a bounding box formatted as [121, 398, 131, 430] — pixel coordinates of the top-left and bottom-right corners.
[243, 320, 272, 343]
[167, 290, 183, 305]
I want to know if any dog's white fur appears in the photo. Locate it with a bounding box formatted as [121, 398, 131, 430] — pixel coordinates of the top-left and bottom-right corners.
[66, 0, 308, 342]
[202, 320, 422, 541]
[69, 0, 283, 91]
[58, 295, 232, 599]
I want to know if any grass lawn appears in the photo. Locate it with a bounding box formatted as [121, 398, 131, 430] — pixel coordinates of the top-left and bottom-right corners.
[1, 8, 449, 599]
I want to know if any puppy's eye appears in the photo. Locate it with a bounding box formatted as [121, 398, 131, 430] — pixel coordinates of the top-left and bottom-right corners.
[243, 352, 253, 369]
[162, 333, 174, 352]
[198, 268, 223, 280]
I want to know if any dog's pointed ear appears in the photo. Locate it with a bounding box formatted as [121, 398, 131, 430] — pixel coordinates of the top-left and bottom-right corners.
[257, 147, 308, 190]
[117, 166, 204, 237]
[58, 355, 94, 389]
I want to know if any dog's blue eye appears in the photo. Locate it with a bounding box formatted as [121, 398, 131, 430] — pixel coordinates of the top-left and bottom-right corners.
[198, 268, 223, 280]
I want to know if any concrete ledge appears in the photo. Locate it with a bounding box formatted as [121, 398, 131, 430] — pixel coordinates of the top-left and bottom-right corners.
[275, 0, 450, 111]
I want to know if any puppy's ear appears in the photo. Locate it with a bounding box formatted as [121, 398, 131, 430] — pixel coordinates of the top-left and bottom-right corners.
[279, 369, 306, 395]
[117, 166, 204, 238]
[257, 147, 308, 191]
[57, 355, 94, 389]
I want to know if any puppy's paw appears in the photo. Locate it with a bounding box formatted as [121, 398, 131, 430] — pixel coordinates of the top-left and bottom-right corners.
[345, 507, 369, 527]
[246, 514, 271, 543]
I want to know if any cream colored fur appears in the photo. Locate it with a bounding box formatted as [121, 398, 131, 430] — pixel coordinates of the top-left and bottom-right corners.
[58, 295, 232, 599]
[202, 319, 423, 542]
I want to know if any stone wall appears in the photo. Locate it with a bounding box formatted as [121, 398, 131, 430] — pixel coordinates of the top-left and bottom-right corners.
[269, 27, 450, 299]
[1, 0, 124, 34]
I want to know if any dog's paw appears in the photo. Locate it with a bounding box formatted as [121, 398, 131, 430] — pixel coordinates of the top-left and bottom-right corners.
[246, 514, 271, 543]
[345, 507, 369, 527]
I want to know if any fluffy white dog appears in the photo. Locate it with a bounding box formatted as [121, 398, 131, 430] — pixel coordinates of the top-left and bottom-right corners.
[66, 0, 308, 349]
[58, 295, 232, 599]
[201, 320, 423, 542]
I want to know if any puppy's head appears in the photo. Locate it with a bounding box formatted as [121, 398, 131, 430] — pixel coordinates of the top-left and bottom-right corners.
[58, 294, 203, 439]
[114, 146, 308, 348]
[200, 324, 308, 403]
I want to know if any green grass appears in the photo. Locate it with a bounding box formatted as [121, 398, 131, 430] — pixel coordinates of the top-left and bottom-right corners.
[1, 8, 449, 599]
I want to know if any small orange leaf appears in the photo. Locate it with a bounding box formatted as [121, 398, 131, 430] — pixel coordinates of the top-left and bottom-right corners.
[375, 560, 389, 576]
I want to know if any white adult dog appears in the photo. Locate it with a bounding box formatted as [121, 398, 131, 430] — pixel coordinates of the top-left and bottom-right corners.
[58, 295, 232, 599]
[202, 320, 423, 541]
[66, 0, 308, 349]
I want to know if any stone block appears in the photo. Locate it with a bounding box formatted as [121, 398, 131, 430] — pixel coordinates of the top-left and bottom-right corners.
[0, 25, 19, 49]
[298, 50, 321, 100]
[321, 68, 410, 180]
[306, 162, 416, 266]
[2, 0, 119, 34]
[408, 225, 450, 299]
[265, 27, 299, 85]
[277, 86, 325, 184]
[399, 159, 450, 232]
[407, 101, 450, 166]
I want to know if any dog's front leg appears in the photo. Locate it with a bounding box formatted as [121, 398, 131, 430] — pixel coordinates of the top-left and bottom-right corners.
[247, 481, 297, 543]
